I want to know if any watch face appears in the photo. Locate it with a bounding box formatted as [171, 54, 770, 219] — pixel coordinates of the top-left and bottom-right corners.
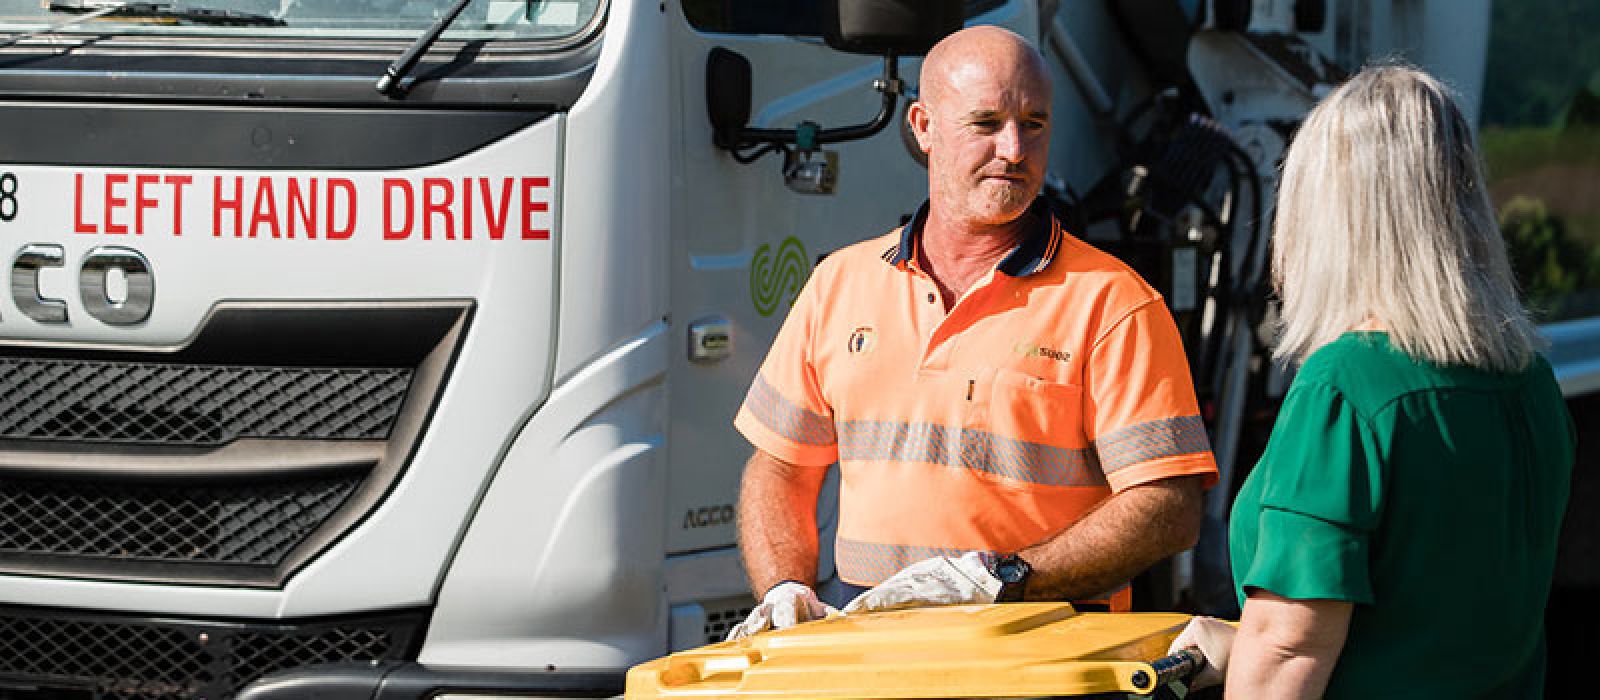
[997, 559, 1026, 584]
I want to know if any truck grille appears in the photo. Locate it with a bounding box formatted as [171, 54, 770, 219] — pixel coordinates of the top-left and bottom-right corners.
[0, 606, 424, 700]
[700, 597, 756, 646]
[0, 302, 470, 587]
[0, 472, 361, 566]
[0, 358, 411, 447]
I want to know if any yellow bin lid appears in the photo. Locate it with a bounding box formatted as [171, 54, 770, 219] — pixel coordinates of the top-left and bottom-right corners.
[626, 603, 1192, 698]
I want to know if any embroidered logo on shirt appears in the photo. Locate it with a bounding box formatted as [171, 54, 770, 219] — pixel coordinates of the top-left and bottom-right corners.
[1015, 342, 1070, 363]
[848, 326, 876, 355]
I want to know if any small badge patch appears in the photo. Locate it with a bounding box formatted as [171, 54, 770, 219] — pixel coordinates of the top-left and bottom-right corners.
[847, 326, 876, 355]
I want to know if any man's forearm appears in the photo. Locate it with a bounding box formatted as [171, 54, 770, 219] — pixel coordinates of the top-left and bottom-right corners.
[737, 449, 827, 596]
[1017, 475, 1203, 601]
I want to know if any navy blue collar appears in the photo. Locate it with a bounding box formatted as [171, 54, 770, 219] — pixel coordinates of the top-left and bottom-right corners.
[881, 197, 1061, 278]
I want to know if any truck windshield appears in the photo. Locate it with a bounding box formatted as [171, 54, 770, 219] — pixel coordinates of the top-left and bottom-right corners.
[0, 0, 601, 41]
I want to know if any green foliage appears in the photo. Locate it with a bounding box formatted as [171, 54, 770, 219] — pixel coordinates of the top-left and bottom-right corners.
[1479, 126, 1600, 181]
[1502, 196, 1600, 319]
[1568, 86, 1600, 128]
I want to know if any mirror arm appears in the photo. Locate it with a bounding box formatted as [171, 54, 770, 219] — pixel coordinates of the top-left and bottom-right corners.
[727, 53, 903, 154]
[816, 56, 901, 143]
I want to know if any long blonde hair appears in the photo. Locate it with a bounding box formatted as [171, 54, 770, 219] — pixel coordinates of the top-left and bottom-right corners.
[1272, 64, 1540, 372]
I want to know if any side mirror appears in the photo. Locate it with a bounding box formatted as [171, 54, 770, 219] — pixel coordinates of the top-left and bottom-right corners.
[822, 0, 963, 56]
[706, 47, 752, 152]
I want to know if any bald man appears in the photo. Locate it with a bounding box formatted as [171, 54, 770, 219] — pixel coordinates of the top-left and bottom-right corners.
[727, 26, 1217, 638]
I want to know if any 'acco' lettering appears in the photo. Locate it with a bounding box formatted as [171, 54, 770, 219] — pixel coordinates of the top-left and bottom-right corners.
[682, 505, 735, 529]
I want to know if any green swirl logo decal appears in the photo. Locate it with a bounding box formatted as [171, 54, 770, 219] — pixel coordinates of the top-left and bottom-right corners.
[751, 236, 809, 317]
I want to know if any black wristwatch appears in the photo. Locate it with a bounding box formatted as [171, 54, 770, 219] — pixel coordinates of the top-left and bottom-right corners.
[990, 552, 1032, 603]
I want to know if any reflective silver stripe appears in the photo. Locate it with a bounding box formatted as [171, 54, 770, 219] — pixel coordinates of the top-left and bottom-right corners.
[835, 536, 982, 585]
[836, 420, 1106, 488]
[743, 373, 836, 446]
[1095, 415, 1212, 473]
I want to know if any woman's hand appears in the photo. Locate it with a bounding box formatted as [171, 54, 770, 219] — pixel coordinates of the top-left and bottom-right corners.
[1166, 616, 1238, 689]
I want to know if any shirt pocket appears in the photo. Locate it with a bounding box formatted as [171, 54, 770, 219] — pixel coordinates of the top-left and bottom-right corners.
[963, 367, 1093, 488]
[965, 367, 1085, 447]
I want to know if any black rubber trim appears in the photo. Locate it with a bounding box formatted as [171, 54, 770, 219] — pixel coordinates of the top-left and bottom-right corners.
[235, 661, 626, 699]
[0, 303, 466, 366]
[0, 102, 553, 169]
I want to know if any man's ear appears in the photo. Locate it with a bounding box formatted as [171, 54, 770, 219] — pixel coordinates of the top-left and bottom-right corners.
[907, 100, 933, 154]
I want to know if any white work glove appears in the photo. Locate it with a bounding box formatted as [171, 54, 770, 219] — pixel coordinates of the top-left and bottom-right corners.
[725, 581, 838, 641]
[1165, 615, 1237, 690]
[841, 551, 1003, 615]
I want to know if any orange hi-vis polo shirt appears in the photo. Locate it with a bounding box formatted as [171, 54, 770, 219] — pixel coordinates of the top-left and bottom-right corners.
[735, 199, 1218, 608]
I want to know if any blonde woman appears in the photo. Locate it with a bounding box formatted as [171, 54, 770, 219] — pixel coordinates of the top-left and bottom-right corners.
[1170, 65, 1574, 697]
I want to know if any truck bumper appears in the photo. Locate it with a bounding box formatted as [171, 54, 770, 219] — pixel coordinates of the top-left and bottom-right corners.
[234, 661, 624, 700]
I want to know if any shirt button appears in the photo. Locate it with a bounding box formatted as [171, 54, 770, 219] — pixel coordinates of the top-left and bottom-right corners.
[926, 293, 936, 304]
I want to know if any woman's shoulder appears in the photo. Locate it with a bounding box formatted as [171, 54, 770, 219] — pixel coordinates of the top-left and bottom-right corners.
[1292, 333, 1443, 418]
[1295, 332, 1555, 418]
[1297, 332, 1416, 386]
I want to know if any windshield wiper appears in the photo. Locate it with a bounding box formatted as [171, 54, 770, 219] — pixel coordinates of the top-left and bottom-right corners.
[375, 0, 475, 96]
[46, 1, 285, 27]
[0, 3, 121, 48]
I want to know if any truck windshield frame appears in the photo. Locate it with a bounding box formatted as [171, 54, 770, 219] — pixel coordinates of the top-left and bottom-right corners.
[4, 0, 605, 43]
[0, 0, 607, 107]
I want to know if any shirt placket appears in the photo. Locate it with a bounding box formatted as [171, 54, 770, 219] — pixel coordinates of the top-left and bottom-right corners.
[921, 268, 1004, 369]
[906, 261, 947, 372]
[909, 263, 1013, 443]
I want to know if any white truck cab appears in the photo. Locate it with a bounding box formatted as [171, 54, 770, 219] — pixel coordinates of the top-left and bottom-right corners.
[0, 0, 1589, 697]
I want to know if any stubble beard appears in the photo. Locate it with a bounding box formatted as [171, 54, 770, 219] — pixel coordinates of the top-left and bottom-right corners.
[967, 178, 1034, 226]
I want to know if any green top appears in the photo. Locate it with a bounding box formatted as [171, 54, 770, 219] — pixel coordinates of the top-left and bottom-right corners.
[1230, 332, 1573, 698]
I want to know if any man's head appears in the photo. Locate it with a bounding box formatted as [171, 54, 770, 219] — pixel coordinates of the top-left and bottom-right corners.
[908, 26, 1052, 231]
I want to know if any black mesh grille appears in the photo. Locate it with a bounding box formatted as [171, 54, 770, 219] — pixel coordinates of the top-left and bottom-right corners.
[0, 357, 412, 446]
[226, 626, 396, 690]
[702, 601, 755, 646]
[0, 607, 423, 700]
[0, 473, 362, 566]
